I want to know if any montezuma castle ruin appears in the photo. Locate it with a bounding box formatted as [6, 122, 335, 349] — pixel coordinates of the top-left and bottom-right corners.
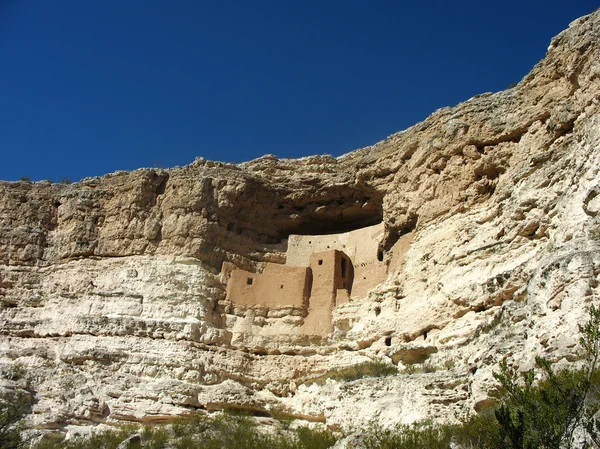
[222, 223, 414, 335]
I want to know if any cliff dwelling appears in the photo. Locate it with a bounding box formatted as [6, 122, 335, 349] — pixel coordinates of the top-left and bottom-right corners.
[223, 222, 413, 335]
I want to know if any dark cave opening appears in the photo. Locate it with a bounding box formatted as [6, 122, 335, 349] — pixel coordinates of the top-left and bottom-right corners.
[276, 192, 384, 238]
[217, 175, 386, 246]
[278, 209, 383, 238]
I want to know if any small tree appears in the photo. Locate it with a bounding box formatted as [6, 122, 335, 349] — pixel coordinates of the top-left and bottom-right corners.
[493, 305, 600, 449]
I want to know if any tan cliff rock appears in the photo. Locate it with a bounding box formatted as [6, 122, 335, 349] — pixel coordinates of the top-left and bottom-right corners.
[1, 10, 600, 436]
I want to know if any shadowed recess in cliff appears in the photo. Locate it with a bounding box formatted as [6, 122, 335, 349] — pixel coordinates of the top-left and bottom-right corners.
[275, 190, 384, 237]
[269, 181, 385, 238]
[382, 214, 418, 252]
[214, 173, 385, 242]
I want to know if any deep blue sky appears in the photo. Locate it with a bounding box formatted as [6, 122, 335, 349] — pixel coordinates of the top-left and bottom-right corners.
[0, 1, 596, 182]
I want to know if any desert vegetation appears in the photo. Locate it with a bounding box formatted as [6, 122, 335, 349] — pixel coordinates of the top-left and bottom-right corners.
[327, 359, 399, 382]
[30, 413, 336, 449]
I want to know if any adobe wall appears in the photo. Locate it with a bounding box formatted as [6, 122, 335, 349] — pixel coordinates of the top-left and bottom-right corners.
[302, 250, 353, 335]
[349, 231, 414, 299]
[286, 222, 385, 267]
[225, 263, 310, 308]
[302, 293, 334, 336]
[309, 250, 353, 298]
[352, 261, 388, 299]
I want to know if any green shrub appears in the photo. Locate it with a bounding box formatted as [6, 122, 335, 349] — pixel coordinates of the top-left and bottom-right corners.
[34, 414, 336, 449]
[141, 426, 169, 449]
[400, 362, 439, 375]
[34, 427, 140, 449]
[492, 358, 588, 449]
[0, 399, 26, 449]
[328, 360, 398, 382]
[490, 304, 600, 449]
[344, 414, 502, 449]
[450, 412, 502, 449]
[291, 426, 337, 449]
[4, 363, 27, 382]
[358, 421, 454, 449]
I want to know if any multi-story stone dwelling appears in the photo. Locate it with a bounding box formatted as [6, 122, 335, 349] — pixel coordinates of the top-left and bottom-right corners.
[223, 223, 413, 335]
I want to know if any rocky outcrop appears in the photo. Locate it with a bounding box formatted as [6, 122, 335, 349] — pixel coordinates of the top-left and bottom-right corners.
[1, 11, 600, 435]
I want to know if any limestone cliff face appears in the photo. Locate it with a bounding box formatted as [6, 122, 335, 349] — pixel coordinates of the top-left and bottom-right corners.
[1, 11, 600, 433]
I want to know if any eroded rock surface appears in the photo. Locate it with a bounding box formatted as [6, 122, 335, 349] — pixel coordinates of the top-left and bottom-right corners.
[1, 11, 600, 434]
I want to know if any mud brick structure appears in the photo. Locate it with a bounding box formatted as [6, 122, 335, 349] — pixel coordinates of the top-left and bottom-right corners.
[224, 223, 404, 335]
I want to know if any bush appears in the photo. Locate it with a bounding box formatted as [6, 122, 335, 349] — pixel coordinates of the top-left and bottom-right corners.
[492, 358, 590, 449]
[328, 360, 398, 382]
[34, 427, 141, 449]
[169, 413, 336, 449]
[140, 425, 168, 449]
[33, 413, 337, 449]
[354, 413, 500, 449]
[0, 399, 26, 449]
[490, 304, 600, 449]
[358, 422, 454, 449]
[291, 426, 337, 449]
[450, 412, 502, 449]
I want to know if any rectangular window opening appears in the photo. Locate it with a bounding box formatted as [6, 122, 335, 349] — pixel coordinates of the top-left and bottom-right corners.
[246, 277, 253, 285]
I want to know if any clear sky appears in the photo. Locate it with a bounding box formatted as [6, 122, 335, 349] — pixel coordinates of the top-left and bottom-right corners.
[0, 1, 596, 182]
